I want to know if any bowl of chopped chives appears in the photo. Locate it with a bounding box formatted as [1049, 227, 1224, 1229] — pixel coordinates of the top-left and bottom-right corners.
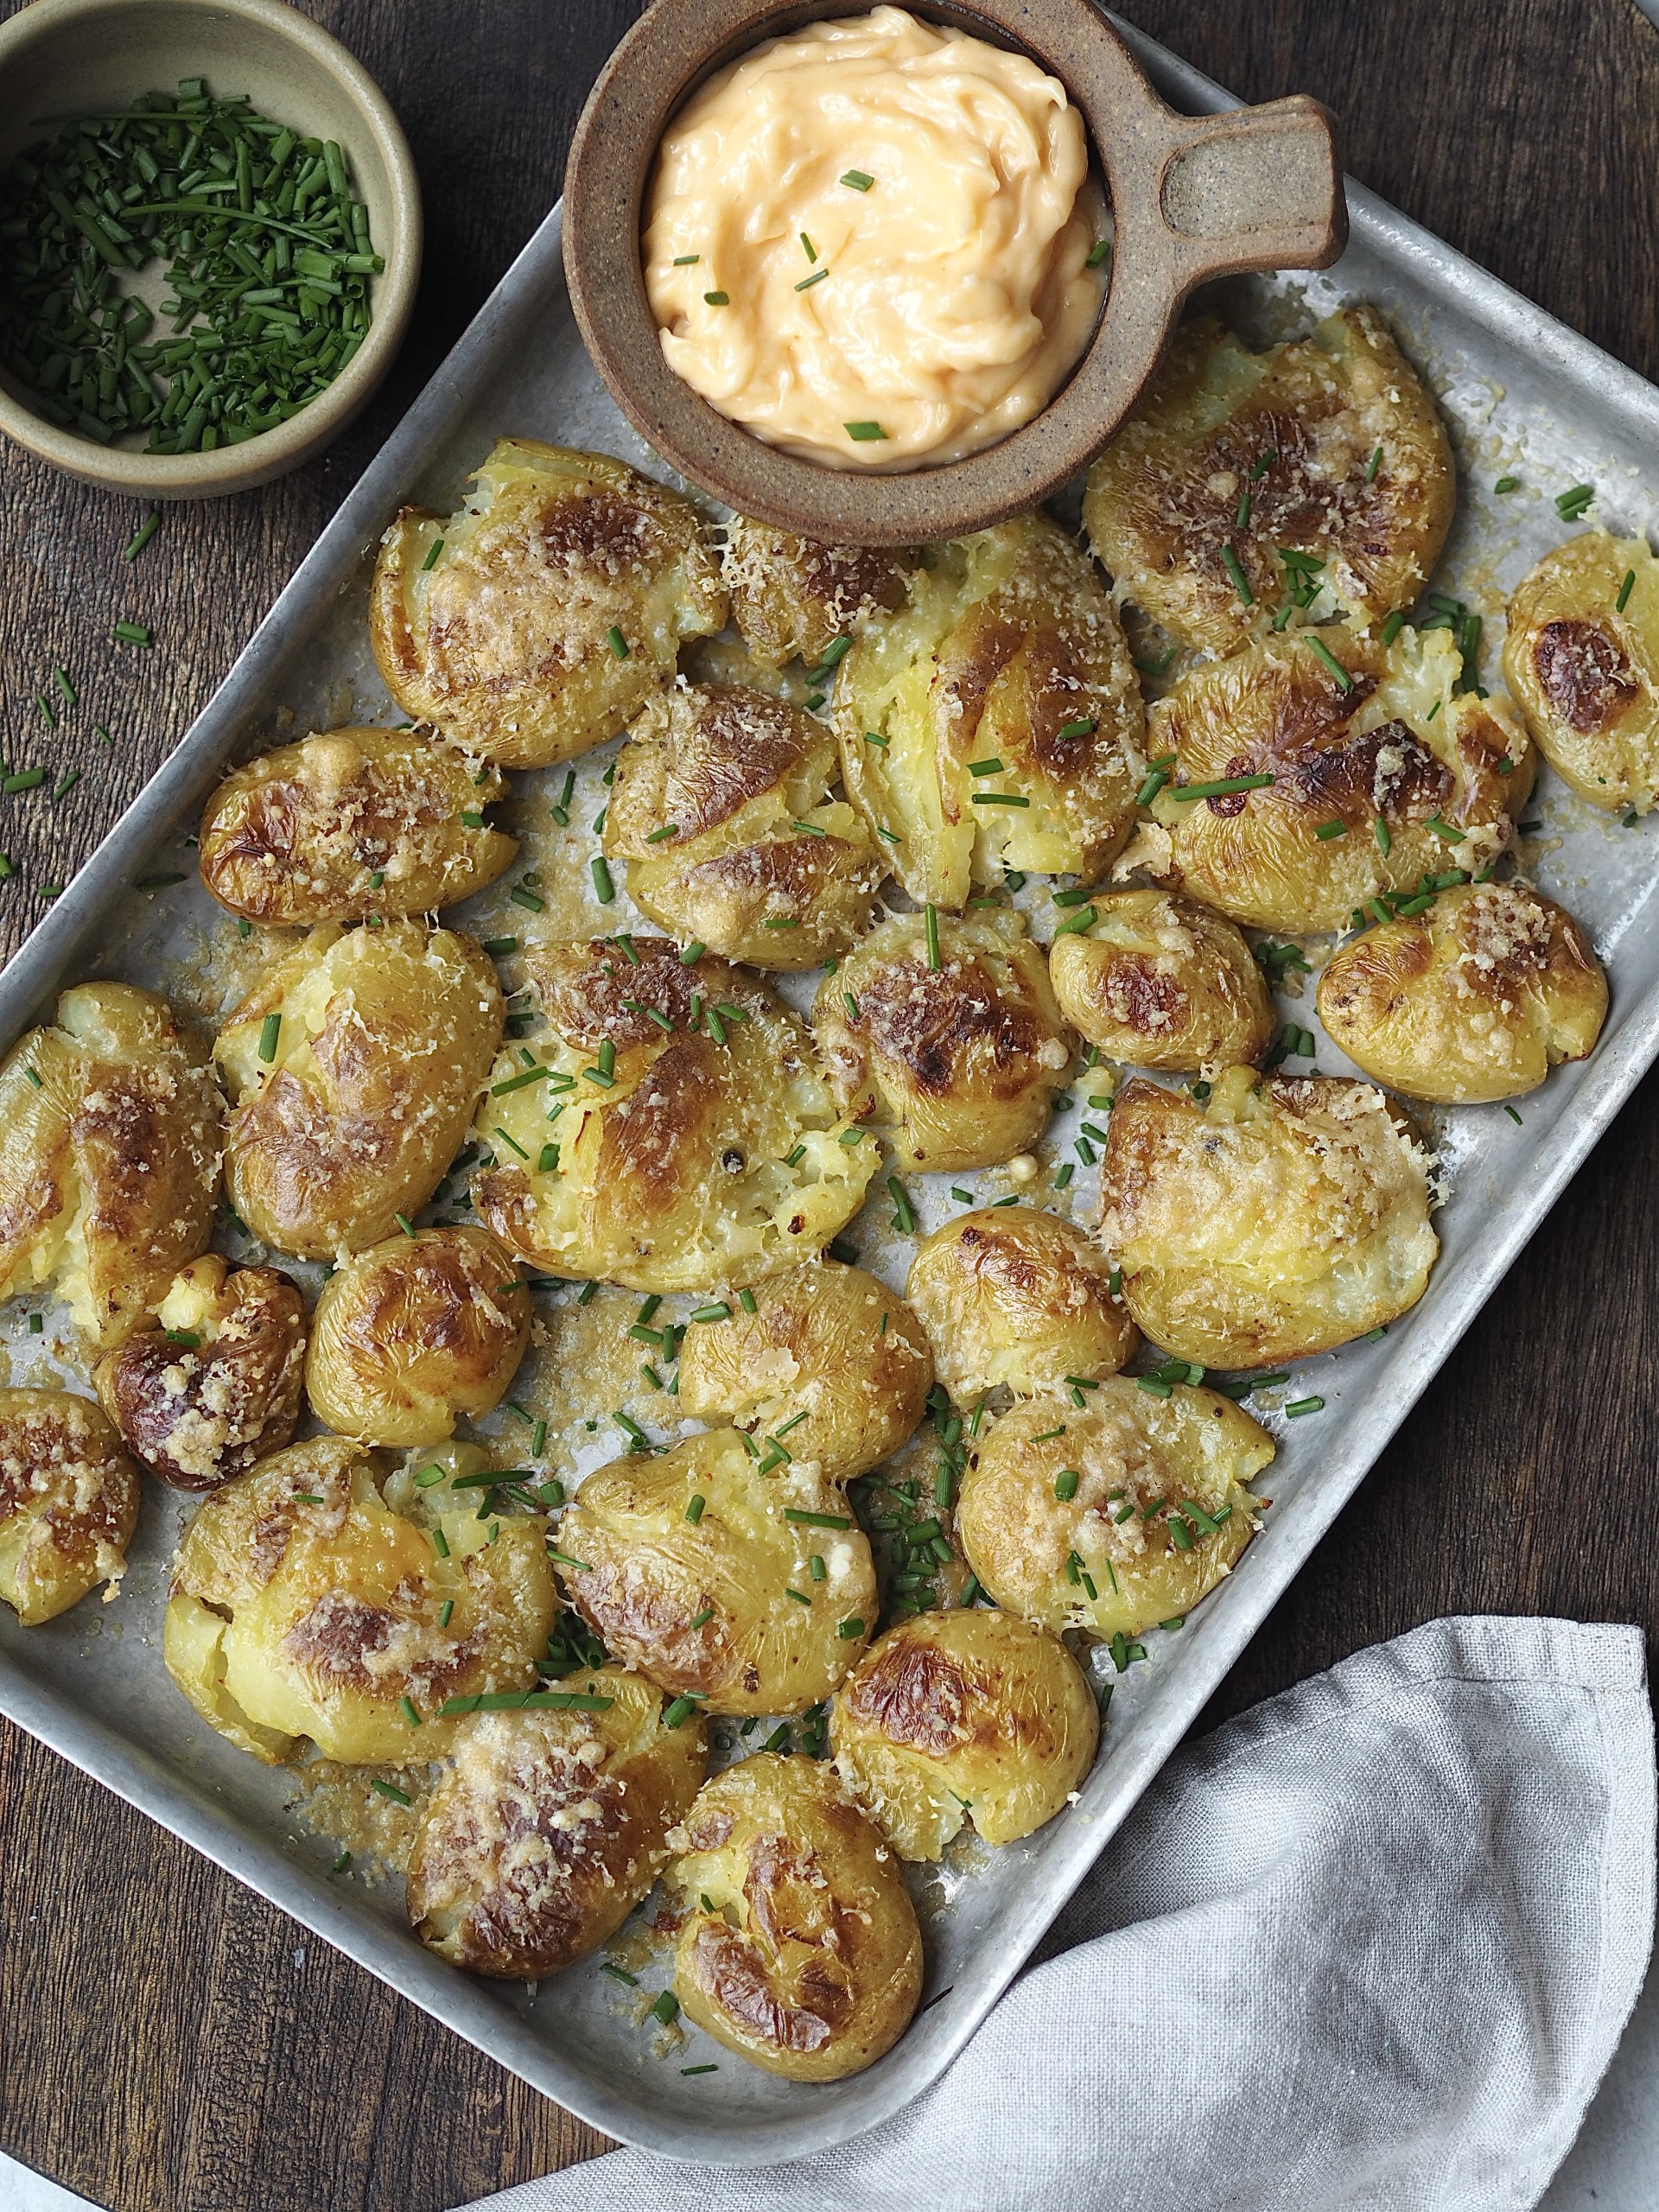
[0, 0, 422, 496]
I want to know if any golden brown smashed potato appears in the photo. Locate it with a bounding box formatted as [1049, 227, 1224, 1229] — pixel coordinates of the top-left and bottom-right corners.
[305, 1227, 531, 1446]
[1502, 533, 1659, 814]
[812, 907, 1071, 1173]
[666, 1752, 923, 2082]
[957, 1383, 1273, 1641]
[722, 518, 919, 668]
[836, 512, 1143, 906]
[0, 1389, 139, 1625]
[216, 921, 503, 1260]
[554, 1427, 876, 1714]
[830, 1608, 1098, 1859]
[906, 1206, 1135, 1400]
[198, 727, 516, 925]
[406, 1666, 706, 1980]
[473, 938, 875, 1293]
[0, 982, 219, 1346]
[1136, 625, 1532, 934]
[1097, 1066, 1439, 1367]
[1048, 889, 1274, 1071]
[1084, 307, 1454, 655]
[370, 442, 726, 767]
[164, 1436, 556, 1764]
[1317, 880, 1606, 1103]
[677, 1261, 933, 1483]
[603, 683, 883, 969]
[95, 1255, 306, 1491]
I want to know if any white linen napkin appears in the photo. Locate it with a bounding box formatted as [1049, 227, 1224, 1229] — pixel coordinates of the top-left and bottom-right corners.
[463, 1616, 1653, 2212]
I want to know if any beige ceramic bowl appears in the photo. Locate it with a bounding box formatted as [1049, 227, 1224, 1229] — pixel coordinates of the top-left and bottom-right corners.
[0, 0, 422, 497]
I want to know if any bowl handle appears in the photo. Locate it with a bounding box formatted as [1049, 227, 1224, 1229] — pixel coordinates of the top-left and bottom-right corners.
[1137, 93, 1348, 290]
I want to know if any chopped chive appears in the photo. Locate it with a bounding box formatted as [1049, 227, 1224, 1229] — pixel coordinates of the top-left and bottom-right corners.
[1086, 236, 1111, 268]
[794, 266, 829, 292]
[1374, 817, 1392, 856]
[1220, 544, 1253, 606]
[3, 770, 44, 795]
[968, 758, 1005, 777]
[1554, 483, 1594, 518]
[863, 728, 889, 748]
[702, 289, 729, 306]
[1504, 1103, 1523, 1125]
[1235, 488, 1252, 530]
[395, 1212, 416, 1236]
[841, 169, 874, 190]
[369, 1779, 410, 1806]
[1169, 773, 1274, 800]
[844, 421, 887, 441]
[1618, 569, 1637, 614]
[1057, 717, 1098, 741]
[124, 512, 161, 562]
[111, 620, 152, 645]
[603, 1961, 639, 1986]
[1366, 444, 1382, 482]
[421, 537, 445, 573]
[691, 1302, 731, 1324]
[679, 940, 704, 963]
[1054, 1469, 1080, 1502]
[925, 903, 940, 971]
[1305, 636, 1354, 690]
[1052, 904, 1097, 936]
[548, 1548, 594, 1572]
[1315, 819, 1345, 840]
[785, 1508, 850, 1529]
[672, 253, 700, 265]
[970, 791, 1030, 807]
[591, 856, 615, 903]
[54, 668, 75, 709]
[1285, 1395, 1325, 1417]
[399, 1695, 422, 1728]
[257, 1012, 281, 1063]
[1381, 609, 1406, 648]
[684, 1493, 707, 1524]
[1494, 475, 1518, 494]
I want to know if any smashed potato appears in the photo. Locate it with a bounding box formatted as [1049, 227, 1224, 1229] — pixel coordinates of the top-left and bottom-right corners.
[0, 1389, 139, 1625]
[473, 938, 875, 1294]
[830, 1608, 1098, 1858]
[554, 1427, 876, 1714]
[603, 683, 883, 969]
[957, 1383, 1272, 1641]
[165, 1436, 556, 1764]
[406, 1666, 705, 1980]
[1138, 625, 1532, 934]
[836, 513, 1143, 906]
[812, 907, 1071, 1173]
[1097, 1066, 1439, 1367]
[198, 728, 515, 925]
[1083, 307, 1454, 654]
[370, 441, 726, 766]
[722, 518, 919, 668]
[1502, 532, 1659, 814]
[1048, 889, 1273, 1071]
[0, 982, 219, 1346]
[216, 921, 503, 1260]
[305, 1227, 531, 1446]
[677, 1261, 933, 1483]
[95, 1255, 306, 1491]
[1317, 880, 1606, 1103]
[906, 1207, 1135, 1400]
[667, 1752, 923, 2082]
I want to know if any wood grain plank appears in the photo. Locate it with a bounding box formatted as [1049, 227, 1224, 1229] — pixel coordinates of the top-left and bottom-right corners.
[0, 3, 1654, 2207]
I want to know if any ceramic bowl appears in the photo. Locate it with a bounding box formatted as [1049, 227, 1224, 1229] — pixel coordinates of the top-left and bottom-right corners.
[564, 0, 1347, 545]
[0, 0, 422, 497]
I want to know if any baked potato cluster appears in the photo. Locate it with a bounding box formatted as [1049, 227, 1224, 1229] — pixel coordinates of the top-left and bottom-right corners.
[5, 337, 1624, 2098]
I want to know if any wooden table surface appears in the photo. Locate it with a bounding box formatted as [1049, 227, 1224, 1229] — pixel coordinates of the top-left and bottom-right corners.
[1, 1, 1656, 2205]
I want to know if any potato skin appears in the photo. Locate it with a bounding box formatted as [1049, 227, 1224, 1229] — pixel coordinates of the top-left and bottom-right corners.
[677, 1261, 933, 1483]
[216, 921, 504, 1260]
[667, 1752, 923, 2082]
[836, 512, 1143, 907]
[1138, 625, 1532, 935]
[957, 1384, 1273, 1641]
[473, 938, 874, 1294]
[555, 1428, 876, 1715]
[906, 1206, 1135, 1400]
[0, 1389, 139, 1625]
[164, 1436, 556, 1764]
[604, 683, 883, 969]
[0, 982, 220, 1346]
[1318, 880, 1607, 1104]
[405, 1666, 706, 1980]
[1084, 307, 1454, 655]
[198, 727, 516, 925]
[1097, 1066, 1439, 1367]
[369, 441, 727, 767]
[830, 1608, 1098, 1859]
[722, 519, 919, 669]
[1501, 532, 1659, 813]
[1048, 889, 1273, 1071]
[812, 907, 1071, 1173]
[95, 1255, 306, 1491]
[305, 1227, 531, 1446]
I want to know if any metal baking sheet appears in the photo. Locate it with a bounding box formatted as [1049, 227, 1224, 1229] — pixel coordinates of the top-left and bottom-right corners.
[3, 16, 1657, 2167]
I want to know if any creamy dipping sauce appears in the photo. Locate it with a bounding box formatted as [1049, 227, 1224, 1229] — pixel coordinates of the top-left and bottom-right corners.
[643, 6, 1108, 470]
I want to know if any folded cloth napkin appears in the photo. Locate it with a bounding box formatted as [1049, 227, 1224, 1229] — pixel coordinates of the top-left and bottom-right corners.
[465, 1617, 1654, 2212]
